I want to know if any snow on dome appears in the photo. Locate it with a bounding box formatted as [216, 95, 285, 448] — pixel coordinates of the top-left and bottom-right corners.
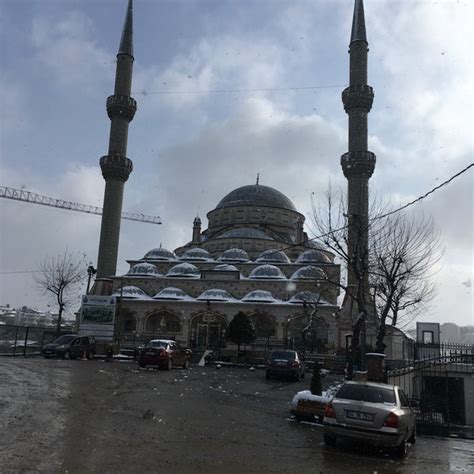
[242, 290, 278, 303]
[289, 292, 329, 304]
[217, 227, 272, 241]
[127, 262, 160, 277]
[166, 263, 200, 278]
[291, 266, 327, 281]
[218, 248, 249, 262]
[296, 249, 331, 264]
[213, 264, 239, 272]
[143, 246, 176, 261]
[111, 286, 151, 299]
[256, 249, 291, 264]
[249, 264, 286, 280]
[197, 288, 235, 302]
[153, 287, 192, 300]
[181, 247, 212, 261]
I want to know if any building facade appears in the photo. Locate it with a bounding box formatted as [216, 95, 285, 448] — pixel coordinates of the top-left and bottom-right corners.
[109, 184, 342, 352]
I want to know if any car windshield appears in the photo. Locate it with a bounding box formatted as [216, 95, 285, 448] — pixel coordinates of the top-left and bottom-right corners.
[336, 384, 396, 404]
[271, 351, 295, 360]
[146, 340, 168, 348]
[53, 335, 76, 345]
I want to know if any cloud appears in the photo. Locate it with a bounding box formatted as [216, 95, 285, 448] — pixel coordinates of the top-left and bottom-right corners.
[31, 11, 112, 89]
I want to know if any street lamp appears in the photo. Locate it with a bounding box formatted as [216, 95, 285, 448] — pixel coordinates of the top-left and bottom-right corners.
[86, 265, 97, 294]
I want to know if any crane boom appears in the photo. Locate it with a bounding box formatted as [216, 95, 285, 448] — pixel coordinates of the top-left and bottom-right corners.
[0, 186, 162, 225]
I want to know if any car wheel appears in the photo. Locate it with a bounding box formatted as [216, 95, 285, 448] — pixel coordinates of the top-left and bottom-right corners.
[63, 350, 71, 360]
[87, 351, 95, 360]
[395, 436, 408, 458]
[183, 359, 189, 370]
[408, 426, 416, 444]
[323, 434, 337, 446]
[138, 361, 146, 368]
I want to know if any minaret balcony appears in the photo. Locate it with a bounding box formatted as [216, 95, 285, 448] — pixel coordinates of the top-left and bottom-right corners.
[106, 95, 137, 121]
[341, 151, 376, 178]
[342, 85, 374, 113]
[100, 154, 133, 181]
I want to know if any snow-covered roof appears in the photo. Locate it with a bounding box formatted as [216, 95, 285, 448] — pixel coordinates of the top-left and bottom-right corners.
[217, 248, 249, 262]
[153, 287, 193, 300]
[290, 266, 327, 281]
[143, 246, 176, 261]
[213, 264, 240, 272]
[111, 286, 151, 300]
[242, 290, 279, 303]
[181, 247, 213, 261]
[197, 288, 235, 302]
[296, 249, 331, 264]
[127, 262, 160, 277]
[256, 249, 291, 264]
[248, 264, 286, 280]
[166, 262, 200, 278]
[288, 291, 329, 305]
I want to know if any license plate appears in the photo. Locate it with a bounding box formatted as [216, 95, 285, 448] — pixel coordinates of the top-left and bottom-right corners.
[346, 410, 374, 421]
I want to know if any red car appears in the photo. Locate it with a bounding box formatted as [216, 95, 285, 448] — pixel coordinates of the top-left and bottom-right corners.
[137, 339, 191, 370]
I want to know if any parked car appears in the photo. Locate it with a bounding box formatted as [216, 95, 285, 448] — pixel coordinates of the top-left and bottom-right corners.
[137, 339, 191, 370]
[266, 350, 305, 381]
[323, 381, 416, 457]
[42, 334, 96, 360]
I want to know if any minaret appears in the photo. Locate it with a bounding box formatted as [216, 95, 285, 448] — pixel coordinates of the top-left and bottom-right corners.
[96, 0, 137, 279]
[341, 0, 376, 290]
[192, 216, 202, 243]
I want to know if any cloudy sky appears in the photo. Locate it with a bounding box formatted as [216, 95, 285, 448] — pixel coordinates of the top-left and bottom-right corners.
[0, 0, 472, 326]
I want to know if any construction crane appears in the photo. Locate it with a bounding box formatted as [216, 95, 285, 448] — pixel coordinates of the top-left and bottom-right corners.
[0, 186, 162, 225]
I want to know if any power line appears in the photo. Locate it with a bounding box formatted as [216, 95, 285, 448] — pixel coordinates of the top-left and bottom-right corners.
[133, 84, 346, 96]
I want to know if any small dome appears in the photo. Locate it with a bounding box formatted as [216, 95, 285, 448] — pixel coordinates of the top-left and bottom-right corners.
[153, 287, 192, 300]
[291, 266, 327, 280]
[242, 290, 278, 303]
[249, 264, 286, 280]
[127, 262, 160, 277]
[296, 249, 331, 264]
[143, 246, 176, 261]
[256, 249, 291, 264]
[217, 227, 272, 241]
[181, 247, 212, 261]
[111, 286, 151, 299]
[197, 288, 235, 302]
[166, 263, 200, 278]
[218, 248, 249, 262]
[289, 292, 329, 304]
[213, 264, 240, 272]
[215, 184, 297, 212]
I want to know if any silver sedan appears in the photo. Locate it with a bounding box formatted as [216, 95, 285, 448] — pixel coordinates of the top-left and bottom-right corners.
[323, 381, 416, 457]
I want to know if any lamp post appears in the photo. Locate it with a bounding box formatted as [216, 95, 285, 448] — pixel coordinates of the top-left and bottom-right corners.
[86, 265, 97, 294]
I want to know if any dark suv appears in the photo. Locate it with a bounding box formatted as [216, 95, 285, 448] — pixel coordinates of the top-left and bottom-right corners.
[42, 334, 96, 359]
[266, 350, 305, 380]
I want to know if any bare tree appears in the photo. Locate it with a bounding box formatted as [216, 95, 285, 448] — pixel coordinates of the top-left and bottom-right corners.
[312, 188, 441, 376]
[35, 250, 88, 336]
[370, 213, 441, 353]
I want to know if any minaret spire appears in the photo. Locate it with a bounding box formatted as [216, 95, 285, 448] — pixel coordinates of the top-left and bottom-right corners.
[118, 0, 134, 58]
[96, 0, 137, 280]
[341, 0, 376, 290]
[350, 0, 367, 45]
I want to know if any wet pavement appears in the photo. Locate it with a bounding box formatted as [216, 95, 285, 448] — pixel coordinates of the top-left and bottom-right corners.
[0, 358, 473, 473]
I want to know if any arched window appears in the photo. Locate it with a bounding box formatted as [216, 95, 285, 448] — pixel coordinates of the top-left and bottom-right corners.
[145, 311, 182, 334]
[116, 307, 137, 333]
[248, 313, 277, 339]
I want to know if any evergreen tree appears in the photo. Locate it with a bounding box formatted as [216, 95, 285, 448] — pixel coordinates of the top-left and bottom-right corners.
[227, 312, 256, 356]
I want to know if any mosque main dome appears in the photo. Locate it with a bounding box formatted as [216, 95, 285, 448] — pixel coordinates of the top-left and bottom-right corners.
[215, 184, 297, 212]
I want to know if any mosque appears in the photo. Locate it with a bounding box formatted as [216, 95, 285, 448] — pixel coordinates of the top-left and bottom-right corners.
[85, 0, 410, 360]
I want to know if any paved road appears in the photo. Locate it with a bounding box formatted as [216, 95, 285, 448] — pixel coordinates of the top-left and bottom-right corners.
[0, 358, 473, 473]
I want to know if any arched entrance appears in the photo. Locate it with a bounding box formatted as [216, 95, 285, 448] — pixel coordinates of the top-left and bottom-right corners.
[144, 310, 182, 338]
[248, 312, 277, 344]
[116, 307, 137, 334]
[190, 311, 227, 349]
[284, 315, 329, 353]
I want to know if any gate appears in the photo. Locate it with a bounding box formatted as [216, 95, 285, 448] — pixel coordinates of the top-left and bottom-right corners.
[387, 343, 474, 436]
